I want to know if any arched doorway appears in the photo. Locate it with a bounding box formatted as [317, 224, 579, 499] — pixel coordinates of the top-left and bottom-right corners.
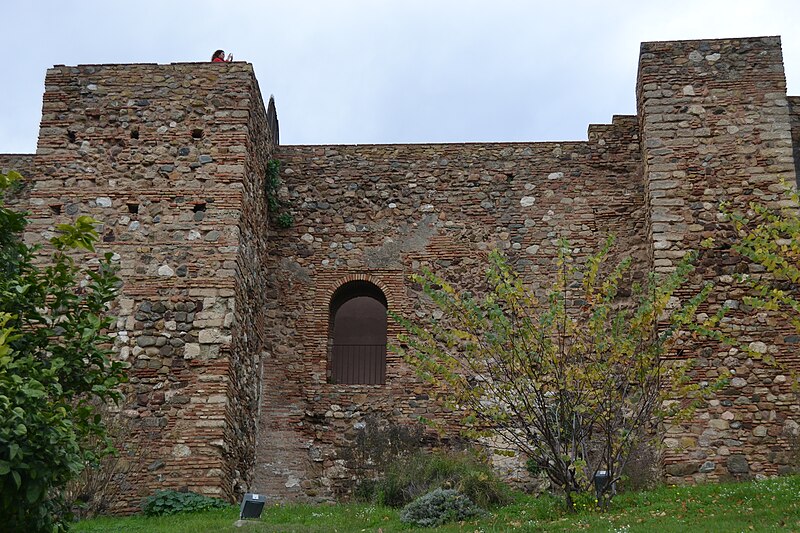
[329, 280, 387, 384]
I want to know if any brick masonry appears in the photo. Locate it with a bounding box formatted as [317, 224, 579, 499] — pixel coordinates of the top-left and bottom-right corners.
[5, 62, 278, 512]
[2, 36, 798, 509]
[637, 37, 799, 481]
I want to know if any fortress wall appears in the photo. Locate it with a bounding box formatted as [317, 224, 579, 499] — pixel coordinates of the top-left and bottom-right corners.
[3, 35, 799, 508]
[637, 37, 800, 483]
[20, 62, 267, 510]
[0, 154, 35, 204]
[790, 96, 800, 182]
[259, 115, 644, 499]
[226, 90, 278, 496]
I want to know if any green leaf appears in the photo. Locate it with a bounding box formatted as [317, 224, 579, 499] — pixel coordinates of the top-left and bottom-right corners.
[26, 481, 42, 504]
[8, 444, 19, 460]
[22, 387, 45, 399]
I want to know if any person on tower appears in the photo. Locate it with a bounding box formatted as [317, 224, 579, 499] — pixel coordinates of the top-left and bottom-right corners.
[211, 50, 233, 62]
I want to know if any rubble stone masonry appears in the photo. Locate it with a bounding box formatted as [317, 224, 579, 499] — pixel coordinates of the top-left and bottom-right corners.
[6, 62, 277, 512]
[2, 36, 798, 509]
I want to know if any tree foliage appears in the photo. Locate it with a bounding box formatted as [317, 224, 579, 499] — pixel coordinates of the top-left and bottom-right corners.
[723, 185, 800, 336]
[0, 171, 127, 532]
[395, 238, 720, 511]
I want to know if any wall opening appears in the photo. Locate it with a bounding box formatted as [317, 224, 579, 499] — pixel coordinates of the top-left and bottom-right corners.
[329, 280, 387, 385]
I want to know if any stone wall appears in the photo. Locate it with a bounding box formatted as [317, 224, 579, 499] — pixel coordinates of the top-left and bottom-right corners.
[9, 62, 274, 511]
[226, 90, 278, 496]
[259, 115, 646, 498]
[0, 154, 34, 176]
[637, 36, 799, 483]
[0, 154, 35, 203]
[790, 96, 800, 183]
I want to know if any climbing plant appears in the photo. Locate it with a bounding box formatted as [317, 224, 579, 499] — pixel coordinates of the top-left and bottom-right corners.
[265, 159, 294, 228]
[723, 185, 800, 336]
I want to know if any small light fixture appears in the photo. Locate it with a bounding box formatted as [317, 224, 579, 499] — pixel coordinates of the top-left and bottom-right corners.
[593, 470, 611, 509]
[239, 492, 265, 520]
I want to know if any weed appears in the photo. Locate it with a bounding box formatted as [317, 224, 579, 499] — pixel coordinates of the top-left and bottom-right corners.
[141, 490, 227, 517]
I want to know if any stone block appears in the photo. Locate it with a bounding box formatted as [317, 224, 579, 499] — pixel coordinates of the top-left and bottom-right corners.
[726, 455, 750, 474]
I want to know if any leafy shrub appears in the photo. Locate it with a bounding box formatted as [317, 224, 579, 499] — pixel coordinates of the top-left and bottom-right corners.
[0, 170, 127, 532]
[620, 440, 662, 492]
[142, 490, 228, 517]
[356, 449, 511, 508]
[399, 488, 484, 527]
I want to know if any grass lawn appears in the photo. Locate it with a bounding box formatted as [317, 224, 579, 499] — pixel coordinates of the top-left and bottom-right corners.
[73, 475, 800, 532]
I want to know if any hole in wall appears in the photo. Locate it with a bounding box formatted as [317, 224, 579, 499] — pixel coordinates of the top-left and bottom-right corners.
[67, 131, 76, 143]
[127, 203, 139, 214]
[50, 204, 62, 215]
[191, 129, 204, 139]
[193, 203, 206, 213]
[130, 129, 139, 139]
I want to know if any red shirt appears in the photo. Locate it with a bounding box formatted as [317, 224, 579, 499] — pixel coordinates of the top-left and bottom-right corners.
[213, 57, 225, 62]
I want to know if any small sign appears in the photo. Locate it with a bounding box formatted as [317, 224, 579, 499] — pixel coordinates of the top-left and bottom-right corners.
[240, 493, 266, 520]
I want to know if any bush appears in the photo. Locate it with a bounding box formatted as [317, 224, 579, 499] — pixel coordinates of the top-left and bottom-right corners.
[399, 488, 484, 527]
[0, 170, 127, 532]
[141, 490, 228, 517]
[356, 449, 511, 508]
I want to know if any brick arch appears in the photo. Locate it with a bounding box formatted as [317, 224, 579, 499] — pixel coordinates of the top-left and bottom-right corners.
[298, 269, 408, 388]
[326, 273, 396, 312]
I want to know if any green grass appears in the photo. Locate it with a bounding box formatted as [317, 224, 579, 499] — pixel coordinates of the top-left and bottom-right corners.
[73, 475, 800, 532]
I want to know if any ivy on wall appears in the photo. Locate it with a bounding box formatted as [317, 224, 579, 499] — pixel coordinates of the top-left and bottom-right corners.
[265, 159, 293, 229]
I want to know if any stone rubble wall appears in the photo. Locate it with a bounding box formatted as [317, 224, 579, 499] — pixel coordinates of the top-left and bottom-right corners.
[0, 154, 35, 176]
[0, 154, 35, 204]
[261, 115, 645, 499]
[226, 89, 278, 496]
[10, 62, 271, 512]
[790, 96, 800, 182]
[637, 36, 800, 482]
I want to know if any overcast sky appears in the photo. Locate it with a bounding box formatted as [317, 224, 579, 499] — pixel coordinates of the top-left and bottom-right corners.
[1, 0, 798, 153]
